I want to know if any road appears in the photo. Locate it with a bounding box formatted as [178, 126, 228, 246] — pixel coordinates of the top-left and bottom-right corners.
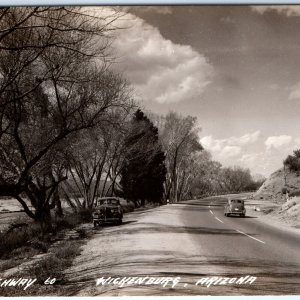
[63, 195, 300, 296]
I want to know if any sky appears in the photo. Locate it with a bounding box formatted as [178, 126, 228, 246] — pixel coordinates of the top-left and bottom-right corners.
[105, 5, 300, 177]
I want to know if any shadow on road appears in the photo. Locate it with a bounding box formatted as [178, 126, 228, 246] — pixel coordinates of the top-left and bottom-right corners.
[111, 222, 260, 236]
[226, 216, 257, 219]
[93, 220, 137, 229]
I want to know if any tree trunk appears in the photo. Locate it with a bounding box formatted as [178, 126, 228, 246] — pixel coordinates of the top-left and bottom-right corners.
[35, 205, 53, 233]
[54, 187, 64, 217]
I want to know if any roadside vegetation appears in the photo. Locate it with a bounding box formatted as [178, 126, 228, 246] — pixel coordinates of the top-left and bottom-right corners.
[0, 7, 265, 281]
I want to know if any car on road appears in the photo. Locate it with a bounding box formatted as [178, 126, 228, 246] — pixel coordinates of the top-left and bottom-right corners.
[224, 199, 246, 217]
[92, 197, 123, 227]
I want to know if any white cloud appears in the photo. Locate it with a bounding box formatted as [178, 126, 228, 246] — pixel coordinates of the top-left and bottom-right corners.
[220, 146, 241, 158]
[201, 132, 300, 177]
[288, 82, 300, 100]
[200, 131, 261, 163]
[200, 131, 260, 153]
[295, 138, 300, 146]
[264, 135, 292, 150]
[252, 6, 300, 17]
[112, 14, 213, 104]
[228, 131, 261, 146]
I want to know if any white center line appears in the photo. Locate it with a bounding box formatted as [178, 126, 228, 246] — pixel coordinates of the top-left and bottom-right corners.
[215, 217, 224, 224]
[236, 229, 265, 244]
[209, 210, 213, 215]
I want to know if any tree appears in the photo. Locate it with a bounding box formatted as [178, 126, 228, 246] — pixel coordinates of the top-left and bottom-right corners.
[188, 151, 223, 198]
[160, 112, 203, 202]
[284, 149, 300, 172]
[218, 166, 254, 193]
[120, 109, 166, 207]
[0, 7, 128, 230]
[61, 105, 135, 212]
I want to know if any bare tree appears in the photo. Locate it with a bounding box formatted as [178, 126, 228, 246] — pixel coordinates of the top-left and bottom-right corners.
[160, 112, 202, 202]
[61, 104, 134, 212]
[0, 7, 129, 229]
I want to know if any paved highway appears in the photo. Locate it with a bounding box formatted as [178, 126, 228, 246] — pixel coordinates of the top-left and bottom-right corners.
[64, 195, 300, 296]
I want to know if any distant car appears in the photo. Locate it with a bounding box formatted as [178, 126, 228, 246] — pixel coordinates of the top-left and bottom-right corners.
[92, 197, 123, 227]
[224, 199, 246, 217]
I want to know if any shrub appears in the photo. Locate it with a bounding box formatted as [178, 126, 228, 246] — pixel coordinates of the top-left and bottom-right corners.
[27, 240, 83, 284]
[78, 209, 92, 222]
[284, 152, 300, 172]
[75, 228, 87, 239]
[54, 241, 82, 259]
[28, 255, 65, 283]
[0, 221, 47, 259]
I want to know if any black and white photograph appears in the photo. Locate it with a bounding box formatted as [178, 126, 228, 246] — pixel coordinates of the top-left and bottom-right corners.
[0, 4, 299, 296]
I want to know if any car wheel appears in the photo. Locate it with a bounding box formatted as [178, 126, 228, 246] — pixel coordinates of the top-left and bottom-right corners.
[93, 221, 98, 228]
[224, 213, 227, 217]
[118, 218, 123, 225]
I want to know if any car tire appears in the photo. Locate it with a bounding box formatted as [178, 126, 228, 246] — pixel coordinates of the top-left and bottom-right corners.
[118, 218, 123, 225]
[93, 221, 98, 228]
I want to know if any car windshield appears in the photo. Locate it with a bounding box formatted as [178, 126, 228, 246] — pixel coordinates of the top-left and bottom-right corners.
[97, 198, 119, 206]
[230, 200, 243, 204]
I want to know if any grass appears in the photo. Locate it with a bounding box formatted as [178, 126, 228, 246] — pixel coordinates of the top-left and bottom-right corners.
[0, 223, 44, 259]
[0, 210, 90, 280]
[22, 240, 84, 288]
[0, 258, 21, 272]
[1, 237, 85, 295]
[54, 241, 82, 260]
[0, 209, 91, 296]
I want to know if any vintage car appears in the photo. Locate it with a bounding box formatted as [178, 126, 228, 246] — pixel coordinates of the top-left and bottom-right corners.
[92, 197, 123, 227]
[224, 199, 246, 217]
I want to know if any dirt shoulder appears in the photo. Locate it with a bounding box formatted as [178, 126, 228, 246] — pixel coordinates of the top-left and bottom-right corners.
[244, 195, 300, 235]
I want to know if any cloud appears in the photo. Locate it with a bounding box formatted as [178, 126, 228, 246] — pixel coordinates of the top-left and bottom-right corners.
[200, 131, 260, 152]
[220, 146, 241, 158]
[229, 131, 261, 146]
[264, 135, 292, 150]
[295, 138, 300, 146]
[252, 6, 300, 17]
[200, 131, 261, 163]
[288, 82, 300, 100]
[201, 132, 300, 177]
[112, 14, 213, 104]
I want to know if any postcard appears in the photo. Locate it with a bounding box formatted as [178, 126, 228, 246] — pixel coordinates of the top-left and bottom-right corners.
[0, 4, 299, 296]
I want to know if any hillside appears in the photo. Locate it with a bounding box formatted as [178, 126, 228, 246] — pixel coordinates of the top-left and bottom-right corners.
[253, 168, 300, 228]
[254, 168, 300, 202]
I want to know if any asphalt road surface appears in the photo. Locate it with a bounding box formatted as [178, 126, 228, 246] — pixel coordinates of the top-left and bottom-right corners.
[64, 195, 300, 296]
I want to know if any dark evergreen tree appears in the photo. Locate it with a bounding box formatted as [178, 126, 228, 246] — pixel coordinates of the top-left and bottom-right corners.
[120, 109, 166, 206]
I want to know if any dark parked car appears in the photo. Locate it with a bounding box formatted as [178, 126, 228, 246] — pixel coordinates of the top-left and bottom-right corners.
[92, 197, 123, 227]
[224, 199, 246, 217]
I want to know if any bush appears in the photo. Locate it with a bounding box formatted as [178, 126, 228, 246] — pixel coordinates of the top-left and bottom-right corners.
[284, 152, 300, 172]
[120, 199, 135, 213]
[28, 255, 65, 283]
[0, 224, 44, 258]
[75, 228, 87, 239]
[27, 240, 83, 284]
[54, 241, 82, 259]
[78, 209, 92, 222]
